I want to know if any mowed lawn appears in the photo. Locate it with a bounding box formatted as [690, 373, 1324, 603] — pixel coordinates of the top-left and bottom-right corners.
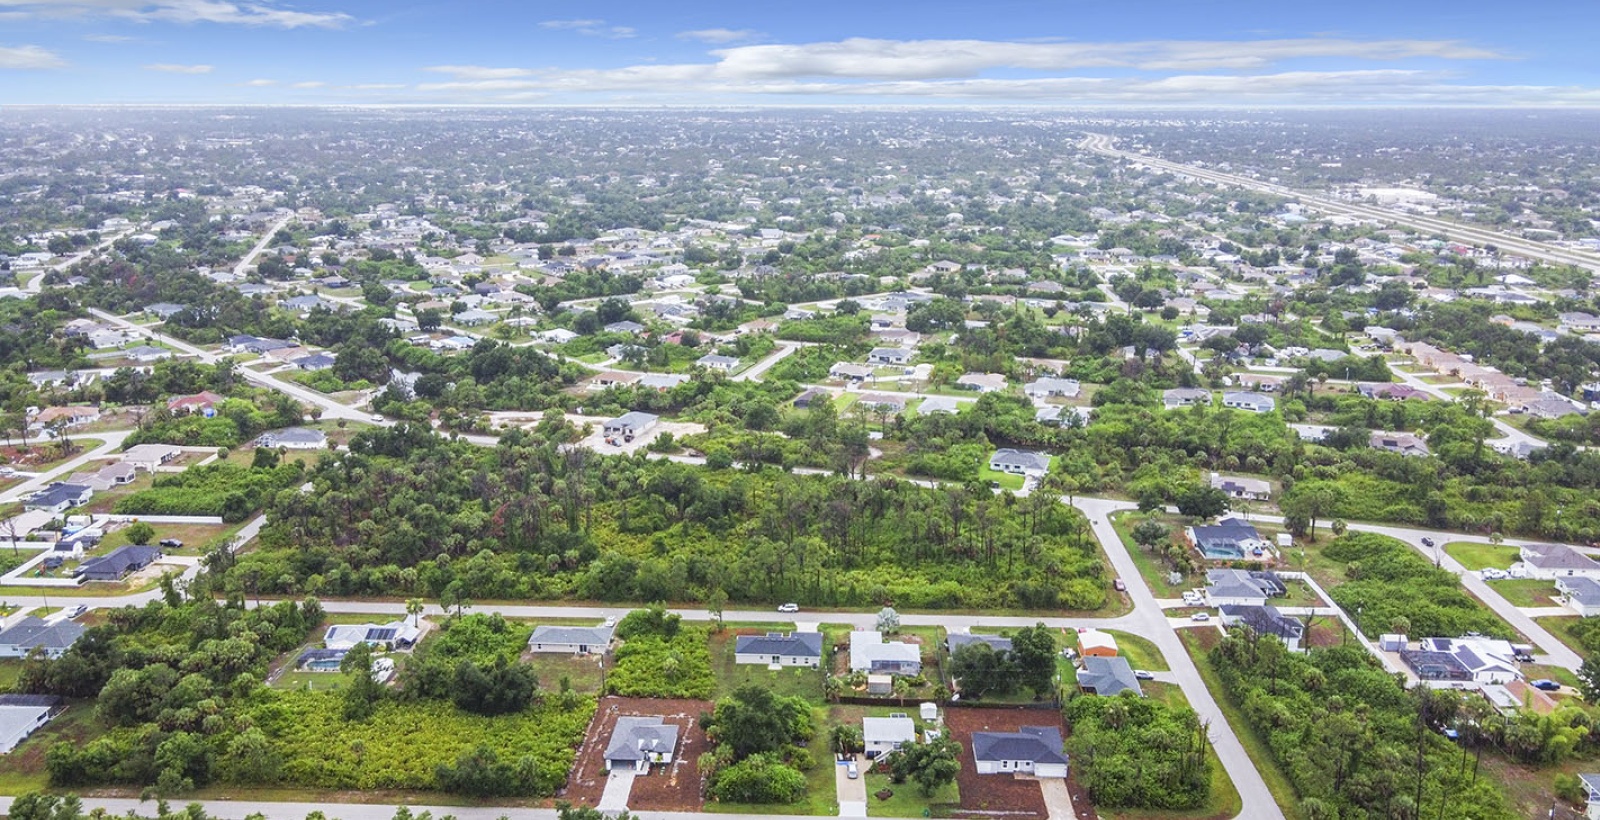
[1485, 579, 1558, 608]
[710, 628, 826, 703]
[1443, 542, 1519, 571]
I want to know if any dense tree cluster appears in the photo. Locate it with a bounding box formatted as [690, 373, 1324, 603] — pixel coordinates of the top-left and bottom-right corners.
[1065, 694, 1211, 810]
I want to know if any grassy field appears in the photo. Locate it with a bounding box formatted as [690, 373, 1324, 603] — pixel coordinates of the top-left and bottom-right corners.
[1177, 630, 1305, 820]
[0, 659, 23, 692]
[526, 651, 606, 694]
[271, 669, 354, 692]
[1536, 615, 1590, 657]
[0, 702, 105, 793]
[1444, 542, 1519, 571]
[862, 771, 959, 817]
[1485, 579, 1558, 608]
[1105, 630, 1169, 672]
[1111, 512, 1202, 593]
[710, 628, 826, 703]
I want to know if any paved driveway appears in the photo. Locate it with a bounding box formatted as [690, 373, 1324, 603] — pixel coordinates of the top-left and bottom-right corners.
[836, 757, 867, 817]
[597, 769, 636, 811]
[1038, 778, 1076, 820]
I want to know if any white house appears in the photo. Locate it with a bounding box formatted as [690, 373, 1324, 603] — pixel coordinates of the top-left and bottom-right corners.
[0, 618, 86, 659]
[733, 632, 823, 667]
[605, 716, 680, 772]
[1163, 388, 1212, 408]
[1577, 773, 1600, 820]
[1514, 544, 1600, 581]
[831, 362, 874, 382]
[989, 448, 1050, 477]
[259, 427, 328, 450]
[971, 726, 1068, 778]
[863, 716, 917, 758]
[1023, 377, 1081, 399]
[696, 354, 740, 373]
[1221, 391, 1276, 413]
[603, 411, 659, 440]
[1209, 473, 1271, 501]
[868, 347, 912, 366]
[121, 443, 181, 472]
[955, 373, 1008, 393]
[527, 624, 615, 654]
[1559, 577, 1600, 617]
[323, 621, 421, 651]
[849, 631, 921, 675]
[0, 694, 62, 754]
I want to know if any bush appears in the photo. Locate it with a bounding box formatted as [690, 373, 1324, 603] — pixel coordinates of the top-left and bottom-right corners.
[712, 752, 807, 804]
[606, 627, 714, 699]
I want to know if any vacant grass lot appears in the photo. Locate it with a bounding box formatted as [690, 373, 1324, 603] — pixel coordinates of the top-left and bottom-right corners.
[1486, 579, 1558, 608]
[1444, 542, 1519, 571]
[863, 771, 959, 817]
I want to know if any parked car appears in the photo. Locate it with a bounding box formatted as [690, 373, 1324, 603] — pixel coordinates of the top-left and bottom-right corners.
[159, 538, 183, 548]
[63, 605, 87, 619]
[1134, 670, 1155, 681]
[777, 602, 800, 613]
[1190, 612, 1211, 622]
[1113, 579, 1127, 592]
[1481, 568, 1507, 580]
[846, 760, 859, 779]
[603, 616, 617, 627]
[1421, 537, 1436, 547]
[370, 414, 385, 423]
[1531, 679, 1561, 691]
[1061, 647, 1078, 659]
[1181, 591, 1203, 604]
[1514, 652, 1534, 663]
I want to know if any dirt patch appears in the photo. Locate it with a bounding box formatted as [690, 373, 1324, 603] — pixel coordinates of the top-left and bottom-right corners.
[942, 705, 1058, 820]
[562, 695, 712, 812]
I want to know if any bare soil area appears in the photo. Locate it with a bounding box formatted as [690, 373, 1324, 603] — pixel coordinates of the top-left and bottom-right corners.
[561, 695, 713, 812]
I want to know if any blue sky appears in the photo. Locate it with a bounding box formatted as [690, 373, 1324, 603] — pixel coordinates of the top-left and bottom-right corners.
[1, 0, 1596, 106]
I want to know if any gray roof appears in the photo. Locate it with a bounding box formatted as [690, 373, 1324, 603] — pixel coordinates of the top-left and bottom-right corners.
[1219, 604, 1304, 641]
[264, 427, 326, 444]
[917, 396, 961, 416]
[605, 716, 680, 762]
[1563, 577, 1600, 606]
[605, 411, 659, 429]
[28, 483, 91, 508]
[0, 617, 86, 652]
[1078, 656, 1143, 697]
[990, 448, 1050, 471]
[1526, 544, 1600, 571]
[528, 624, 615, 647]
[971, 726, 1067, 765]
[735, 632, 823, 658]
[948, 633, 1012, 653]
[77, 545, 162, 579]
[863, 716, 917, 745]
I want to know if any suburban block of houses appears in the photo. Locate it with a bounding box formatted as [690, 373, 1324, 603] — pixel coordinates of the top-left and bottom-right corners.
[1513, 544, 1600, 580]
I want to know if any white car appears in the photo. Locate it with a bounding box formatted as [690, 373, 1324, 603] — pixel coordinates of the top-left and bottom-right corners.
[777, 602, 800, 613]
[1481, 568, 1508, 580]
[63, 605, 87, 619]
[1190, 612, 1211, 622]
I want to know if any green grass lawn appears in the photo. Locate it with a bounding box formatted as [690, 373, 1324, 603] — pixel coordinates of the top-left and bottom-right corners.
[711, 628, 826, 703]
[1444, 542, 1519, 571]
[1536, 616, 1590, 657]
[863, 771, 959, 817]
[271, 669, 354, 692]
[1485, 579, 1558, 608]
[1110, 512, 1204, 593]
[976, 464, 1025, 491]
[0, 702, 106, 793]
[526, 651, 606, 694]
[0, 659, 23, 692]
[1177, 630, 1305, 820]
[1104, 630, 1169, 672]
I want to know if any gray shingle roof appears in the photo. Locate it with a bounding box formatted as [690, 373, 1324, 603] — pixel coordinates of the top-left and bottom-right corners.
[735, 632, 823, 658]
[972, 726, 1067, 765]
[0, 617, 86, 652]
[1077, 656, 1143, 697]
[606, 716, 680, 762]
[528, 624, 615, 647]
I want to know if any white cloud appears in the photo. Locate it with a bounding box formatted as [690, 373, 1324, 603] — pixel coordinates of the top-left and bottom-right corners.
[83, 32, 134, 41]
[346, 82, 403, 89]
[0, 43, 67, 68]
[706, 37, 1506, 80]
[423, 65, 532, 81]
[0, 0, 352, 28]
[291, 80, 324, 88]
[243, 77, 275, 86]
[144, 62, 210, 72]
[677, 28, 759, 44]
[538, 17, 634, 38]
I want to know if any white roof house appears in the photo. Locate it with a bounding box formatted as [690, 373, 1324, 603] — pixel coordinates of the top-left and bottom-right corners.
[863, 716, 917, 757]
[849, 631, 921, 675]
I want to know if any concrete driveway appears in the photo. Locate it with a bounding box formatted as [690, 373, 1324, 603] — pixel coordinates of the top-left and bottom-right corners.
[1038, 778, 1077, 820]
[597, 769, 635, 812]
[836, 757, 867, 817]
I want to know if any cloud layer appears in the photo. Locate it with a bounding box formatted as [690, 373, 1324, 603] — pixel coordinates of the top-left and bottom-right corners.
[0, 0, 352, 28]
[144, 61, 210, 72]
[0, 43, 66, 68]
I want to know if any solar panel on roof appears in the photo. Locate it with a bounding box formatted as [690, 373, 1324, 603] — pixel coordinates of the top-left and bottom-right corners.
[365, 627, 398, 641]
